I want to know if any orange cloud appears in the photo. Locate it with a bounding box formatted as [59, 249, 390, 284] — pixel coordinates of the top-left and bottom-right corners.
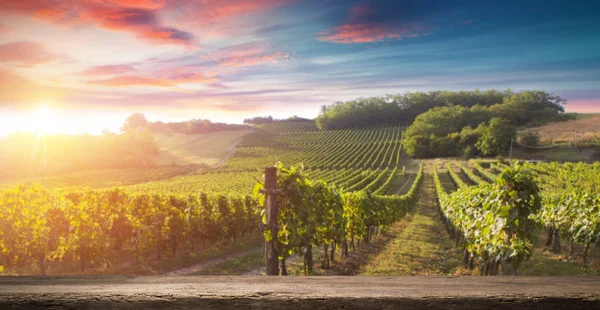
[0, 70, 63, 105]
[0, 41, 71, 66]
[189, 0, 291, 23]
[83, 7, 194, 46]
[88, 72, 216, 87]
[0, 1, 193, 46]
[317, 24, 407, 44]
[80, 64, 137, 76]
[90, 0, 167, 10]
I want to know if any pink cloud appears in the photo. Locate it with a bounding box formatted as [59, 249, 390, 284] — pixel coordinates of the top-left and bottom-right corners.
[186, 0, 291, 24]
[0, 1, 193, 46]
[83, 7, 194, 46]
[221, 52, 291, 67]
[317, 4, 427, 44]
[90, 0, 167, 10]
[205, 42, 292, 67]
[0, 41, 71, 66]
[317, 24, 405, 44]
[88, 72, 217, 87]
[80, 64, 137, 76]
[0, 22, 7, 34]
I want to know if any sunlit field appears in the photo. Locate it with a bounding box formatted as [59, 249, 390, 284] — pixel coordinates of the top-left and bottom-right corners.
[1, 94, 599, 277]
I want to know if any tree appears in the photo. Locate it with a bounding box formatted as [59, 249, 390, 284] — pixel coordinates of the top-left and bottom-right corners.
[475, 118, 516, 156]
[517, 131, 539, 146]
[122, 113, 148, 132]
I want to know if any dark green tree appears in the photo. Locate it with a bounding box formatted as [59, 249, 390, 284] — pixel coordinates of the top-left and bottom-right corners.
[475, 118, 517, 156]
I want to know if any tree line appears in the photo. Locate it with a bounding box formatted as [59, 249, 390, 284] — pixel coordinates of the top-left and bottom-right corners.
[122, 113, 249, 135]
[243, 115, 313, 125]
[401, 91, 568, 158]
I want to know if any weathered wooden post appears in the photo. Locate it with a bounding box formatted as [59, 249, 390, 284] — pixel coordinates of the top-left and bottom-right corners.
[261, 167, 280, 275]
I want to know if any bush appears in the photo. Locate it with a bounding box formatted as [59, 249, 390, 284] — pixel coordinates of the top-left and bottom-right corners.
[517, 131, 539, 146]
[463, 146, 476, 159]
[475, 118, 517, 156]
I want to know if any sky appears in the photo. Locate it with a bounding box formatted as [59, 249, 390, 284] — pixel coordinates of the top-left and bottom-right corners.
[0, 0, 599, 135]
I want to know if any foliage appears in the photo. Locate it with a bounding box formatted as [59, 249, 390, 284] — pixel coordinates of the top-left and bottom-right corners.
[123, 113, 249, 135]
[401, 90, 565, 158]
[433, 163, 541, 274]
[0, 186, 259, 275]
[528, 162, 600, 263]
[517, 131, 540, 147]
[475, 118, 517, 156]
[316, 90, 512, 130]
[254, 163, 423, 274]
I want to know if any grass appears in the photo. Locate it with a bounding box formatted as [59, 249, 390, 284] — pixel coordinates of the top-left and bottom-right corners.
[0, 165, 202, 189]
[518, 248, 600, 276]
[360, 172, 465, 276]
[516, 229, 600, 276]
[510, 147, 585, 162]
[191, 251, 264, 275]
[528, 115, 600, 143]
[154, 130, 251, 166]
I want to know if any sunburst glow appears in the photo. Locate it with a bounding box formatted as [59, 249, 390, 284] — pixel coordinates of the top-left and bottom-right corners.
[32, 105, 56, 135]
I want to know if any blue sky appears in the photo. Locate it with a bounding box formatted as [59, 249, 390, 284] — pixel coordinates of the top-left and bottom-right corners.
[0, 0, 598, 134]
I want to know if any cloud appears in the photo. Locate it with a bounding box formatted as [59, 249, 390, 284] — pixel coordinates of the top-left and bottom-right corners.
[80, 64, 137, 76]
[0, 41, 71, 66]
[84, 7, 194, 46]
[0, 22, 7, 34]
[88, 72, 217, 87]
[186, 0, 291, 24]
[90, 0, 167, 10]
[317, 4, 428, 44]
[204, 42, 292, 68]
[0, 1, 193, 46]
[221, 52, 291, 67]
[317, 24, 406, 44]
[0, 70, 61, 105]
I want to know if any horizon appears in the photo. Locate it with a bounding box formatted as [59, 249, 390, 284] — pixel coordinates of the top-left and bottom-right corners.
[1, 0, 599, 135]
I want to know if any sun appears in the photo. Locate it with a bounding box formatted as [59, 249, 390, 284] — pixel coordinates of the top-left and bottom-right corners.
[33, 105, 56, 134]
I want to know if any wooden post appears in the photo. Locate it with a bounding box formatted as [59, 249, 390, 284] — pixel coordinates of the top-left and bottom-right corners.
[509, 138, 513, 162]
[262, 167, 280, 275]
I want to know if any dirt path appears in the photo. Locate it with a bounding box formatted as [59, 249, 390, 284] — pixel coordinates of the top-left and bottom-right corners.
[213, 134, 245, 169]
[361, 172, 463, 275]
[164, 247, 262, 276]
[394, 172, 413, 195]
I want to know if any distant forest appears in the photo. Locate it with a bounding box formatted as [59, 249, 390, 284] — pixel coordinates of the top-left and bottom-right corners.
[122, 113, 249, 135]
[243, 115, 313, 125]
[316, 90, 571, 158]
[315, 90, 569, 130]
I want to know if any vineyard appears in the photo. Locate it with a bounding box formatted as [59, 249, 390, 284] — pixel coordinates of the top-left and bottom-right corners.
[433, 160, 600, 275]
[0, 121, 598, 276]
[0, 122, 414, 275]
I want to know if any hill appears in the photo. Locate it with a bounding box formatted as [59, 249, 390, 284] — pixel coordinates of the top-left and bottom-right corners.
[528, 115, 600, 143]
[153, 129, 252, 166]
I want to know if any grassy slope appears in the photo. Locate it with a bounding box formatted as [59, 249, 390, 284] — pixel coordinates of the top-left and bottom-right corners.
[1, 130, 250, 189]
[154, 130, 251, 166]
[0, 165, 201, 189]
[528, 115, 600, 143]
